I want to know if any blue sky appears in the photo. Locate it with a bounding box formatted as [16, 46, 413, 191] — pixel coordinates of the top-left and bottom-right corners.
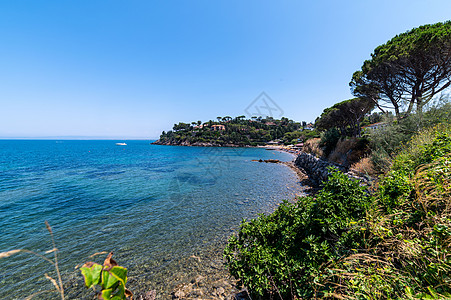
[1, 1, 450, 139]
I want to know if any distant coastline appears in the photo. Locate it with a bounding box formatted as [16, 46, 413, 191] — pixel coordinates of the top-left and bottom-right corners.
[154, 116, 318, 148]
[151, 139, 250, 147]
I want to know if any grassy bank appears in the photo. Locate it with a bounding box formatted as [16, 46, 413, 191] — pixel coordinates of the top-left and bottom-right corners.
[224, 123, 451, 299]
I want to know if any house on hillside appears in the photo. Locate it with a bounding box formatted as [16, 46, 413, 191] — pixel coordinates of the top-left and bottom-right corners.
[194, 123, 210, 129]
[211, 124, 226, 131]
[362, 122, 387, 132]
[303, 122, 315, 131]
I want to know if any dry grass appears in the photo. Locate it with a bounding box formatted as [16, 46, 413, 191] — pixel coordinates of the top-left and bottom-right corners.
[326, 154, 451, 299]
[414, 155, 451, 223]
[0, 222, 65, 300]
[328, 138, 368, 167]
[393, 124, 450, 171]
[350, 157, 377, 176]
[303, 138, 323, 157]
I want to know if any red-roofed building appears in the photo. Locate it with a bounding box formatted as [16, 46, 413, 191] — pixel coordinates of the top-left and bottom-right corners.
[211, 124, 226, 131]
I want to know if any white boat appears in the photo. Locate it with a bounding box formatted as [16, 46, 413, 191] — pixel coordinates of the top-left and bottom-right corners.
[115, 142, 127, 146]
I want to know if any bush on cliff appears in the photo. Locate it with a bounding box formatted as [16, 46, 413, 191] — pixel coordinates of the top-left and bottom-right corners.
[328, 123, 451, 299]
[225, 123, 451, 299]
[224, 170, 371, 298]
[319, 128, 341, 157]
[369, 97, 451, 173]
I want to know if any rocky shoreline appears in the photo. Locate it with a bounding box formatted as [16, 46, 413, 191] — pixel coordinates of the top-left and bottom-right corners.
[252, 158, 318, 195]
[152, 140, 249, 147]
[294, 152, 373, 187]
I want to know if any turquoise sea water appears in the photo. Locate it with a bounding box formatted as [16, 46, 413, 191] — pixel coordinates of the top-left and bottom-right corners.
[0, 140, 303, 298]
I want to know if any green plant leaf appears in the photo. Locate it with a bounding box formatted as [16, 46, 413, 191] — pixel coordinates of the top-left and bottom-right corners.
[101, 288, 113, 300]
[102, 266, 127, 289]
[80, 263, 102, 288]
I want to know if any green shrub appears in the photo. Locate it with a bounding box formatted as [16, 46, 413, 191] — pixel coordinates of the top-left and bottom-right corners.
[224, 170, 370, 298]
[226, 122, 451, 299]
[320, 128, 341, 157]
[378, 170, 413, 213]
[302, 129, 321, 141]
[392, 124, 451, 174]
[327, 123, 451, 299]
[369, 98, 451, 173]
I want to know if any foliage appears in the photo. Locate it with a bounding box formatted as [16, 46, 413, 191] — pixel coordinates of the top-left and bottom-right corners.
[391, 123, 451, 174]
[368, 97, 451, 173]
[225, 121, 451, 299]
[224, 170, 370, 299]
[319, 128, 341, 157]
[80, 252, 133, 300]
[301, 128, 321, 141]
[350, 21, 451, 118]
[349, 156, 377, 176]
[315, 98, 374, 137]
[328, 137, 370, 166]
[157, 116, 303, 146]
[361, 111, 384, 127]
[327, 123, 451, 299]
[303, 138, 323, 157]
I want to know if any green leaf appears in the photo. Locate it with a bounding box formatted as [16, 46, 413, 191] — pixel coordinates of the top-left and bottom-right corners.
[102, 266, 127, 289]
[111, 284, 126, 300]
[101, 288, 113, 300]
[427, 286, 439, 298]
[80, 263, 102, 288]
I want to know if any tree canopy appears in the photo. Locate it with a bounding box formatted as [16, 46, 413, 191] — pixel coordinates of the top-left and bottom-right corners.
[157, 116, 304, 146]
[315, 97, 374, 137]
[350, 21, 451, 118]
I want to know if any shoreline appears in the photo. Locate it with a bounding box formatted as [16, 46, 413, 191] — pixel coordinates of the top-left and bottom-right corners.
[168, 150, 311, 299]
[152, 140, 302, 155]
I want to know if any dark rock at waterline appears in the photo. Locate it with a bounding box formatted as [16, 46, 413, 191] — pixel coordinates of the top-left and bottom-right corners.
[251, 159, 281, 163]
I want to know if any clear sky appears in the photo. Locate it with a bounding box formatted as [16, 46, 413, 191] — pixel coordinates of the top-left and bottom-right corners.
[1, 0, 450, 139]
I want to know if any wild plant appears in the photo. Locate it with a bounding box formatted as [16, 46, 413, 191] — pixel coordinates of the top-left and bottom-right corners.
[0, 221, 65, 299]
[80, 252, 133, 300]
[0, 222, 133, 300]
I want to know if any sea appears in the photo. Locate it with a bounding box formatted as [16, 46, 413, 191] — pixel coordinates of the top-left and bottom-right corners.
[0, 140, 303, 299]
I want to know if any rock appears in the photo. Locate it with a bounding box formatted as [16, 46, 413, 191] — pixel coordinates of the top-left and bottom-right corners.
[172, 290, 185, 299]
[217, 287, 225, 295]
[263, 159, 280, 163]
[191, 275, 204, 284]
[294, 152, 372, 188]
[138, 290, 156, 300]
[234, 290, 250, 300]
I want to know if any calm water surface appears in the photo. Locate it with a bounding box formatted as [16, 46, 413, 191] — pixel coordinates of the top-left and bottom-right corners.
[0, 140, 303, 298]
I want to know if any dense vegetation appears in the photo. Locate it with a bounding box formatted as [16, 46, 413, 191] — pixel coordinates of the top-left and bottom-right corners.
[350, 21, 451, 118]
[156, 116, 319, 146]
[312, 97, 451, 171]
[224, 122, 451, 299]
[369, 97, 451, 173]
[315, 97, 374, 137]
[224, 21, 451, 299]
[224, 169, 371, 298]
